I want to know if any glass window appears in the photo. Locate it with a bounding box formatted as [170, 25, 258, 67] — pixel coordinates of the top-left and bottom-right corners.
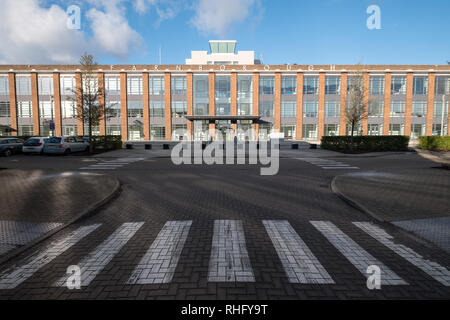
[38, 76, 53, 95]
[281, 101, 296, 117]
[106, 101, 120, 118]
[435, 76, 450, 95]
[171, 76, 187, 95]
[369, 100, 384, 117]
[127, 76, 142, 95]
[390, 101, 405, 116]
[0, 76, 9, 95]
[302, 124, 317, 140]
[368, 124, 383, 136]
[433, 100, 449, 118]
[325, 76, 340, 95]
[105, 76, 120, 95]
[432, 124, 448, 136]
[281, 76, 296, 95]
[106, 125, 121, 136]
[260, 77, 274, 95]
[389, 124, 404, 136]
[127, 100, 143, 117]
[171, 101, 187, 117]
[60, 76, 76, 95]
[149, 101, 164, 117]
[391, 76, 407, 95]
[281, 125, 296, 139]
[411, 124, 425, 139]
[62, 100, 77, 118]
[62, 125, 77, 136]
[258, 123, 273, 140]
[128, 124, 144, 140]
[260, 101, 274, 117]
[150, 125, 165, 140]
[325, 101, 339, 117]
[370, 76, 385, 95]
[0, 101, 10, 117]
[16, 76, 31, 95]
[303, 76, 319, 95]
[83, 76, 98, 94]
[324, 124, 339, 136]
[149, 76, 164, 95]
[193, 75, 208, 115]
[17, 101, 32, 117]
[238, 75, 252, 115]
[215, 75, 230, 115]
[18, 125, 33, 136]
[303, 101, 318, 117]
[412, 101, 426, 117]
[39, 101, 54, 118]
[413, 76, 428, 95]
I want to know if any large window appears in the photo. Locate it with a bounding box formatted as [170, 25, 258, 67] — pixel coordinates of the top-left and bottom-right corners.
[215, 75, 230, 115]
[60, 76, 76, 95]
[105, 76, 120, 95]
[325, 101, 339, 117]
[260, 76, 274, 95]
[433, 100, 449, 118]
[149, 76, 164, 95]
[324, 124, 339, 136]
[260, 101, 274, 117]
[390, 101, 405, 116]
[370, 76, 385, 95]
[302, 124, 317, 140]
[62, 100, 77, 118]
[281, 102, 296, 117]
[325, 76, 340, 95]
[281, 125, 296, 139]
[150, 101, 164, 117]
[150, 125, 165, 140]
[127, 76, 143, 95]
[412, 101, 426, 117]
[171, 76, 186, 95]
[17, 101, 32, 117]
[435, 76, 450, 95]
[39, 101, 54, 118]
[38, 76, 53, 95]
[106, 101, 120, 118]
[0, 76, 9, 95]
[193, 75, 208, 115]
[281, 76, 296, 95]
[369, 100, 383, 117]
[237, 75, 252, 115]
[413, 76, 428, 95]
[391, 76, 407, 95]
[303, 76, 319, 95]
[127, 100, 143, 117]
[303, 101, 318, 117]
[368, 124, 383, 136]
[411, 124, 425, 139]
[0, 101, 10, 117]
[16, 76, 31, 95]
[172, 101, 187, 117]
[389, 124, 404, 136]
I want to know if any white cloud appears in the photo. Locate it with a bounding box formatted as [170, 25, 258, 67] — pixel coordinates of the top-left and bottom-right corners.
[0, 0, 87, 64]
[190, 0, 259, 36]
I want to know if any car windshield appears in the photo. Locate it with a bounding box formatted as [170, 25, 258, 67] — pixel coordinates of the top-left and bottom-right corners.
[25, 138, 40, 145]
[46, 137, 62, 143]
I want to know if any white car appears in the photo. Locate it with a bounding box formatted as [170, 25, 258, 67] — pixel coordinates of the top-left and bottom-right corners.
[43, 136, 90, 155]
[22, 137, 49, 154]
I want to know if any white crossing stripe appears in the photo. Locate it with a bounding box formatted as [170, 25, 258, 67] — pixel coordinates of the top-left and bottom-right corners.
[311, 221, 407, 285]
[208, 220, 255, 282]
[54, 222, 144, 288]
[353, 222, 450, 286]
[0, 224, 101, 289]
[296, 158, 359, 170]
[127, 221, 192, 284]
[263, 220, 334, 284]
[79, 157, 144, 170]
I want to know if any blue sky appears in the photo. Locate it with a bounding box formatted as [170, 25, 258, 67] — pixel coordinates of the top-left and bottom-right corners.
[1, 0, 449, 65]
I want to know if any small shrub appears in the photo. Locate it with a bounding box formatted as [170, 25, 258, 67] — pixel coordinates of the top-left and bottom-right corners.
[321, 136, 410, 152]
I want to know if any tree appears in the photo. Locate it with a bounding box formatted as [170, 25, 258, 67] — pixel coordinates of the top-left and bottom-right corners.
[345, 65, 375, 150]
[75, 53, 106, 152]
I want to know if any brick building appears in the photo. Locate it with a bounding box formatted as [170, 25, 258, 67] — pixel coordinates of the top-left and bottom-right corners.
[0, 63, 449, 142]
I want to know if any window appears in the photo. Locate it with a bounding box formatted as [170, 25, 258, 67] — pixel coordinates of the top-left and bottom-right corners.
[172, 124, 187, 140]
[62, 125, 77, 136]
[17, 101, 32, 117]
[302, 124, 317, 140]
[215, 75, 230, 99]
[194, 76, 208, 98]
[325, 76, 340, 95]
[281, 125, 296, 139]
[106, 125, 121, 136]
[412, 101, 426, 117]
[413, 76, 428, 95]
[391, 76, 407, 95]
[369, 100, 383, 117]
[0, 101, 10, 117]
[171, 101, 187, 117]
[258, 123, 273, 140]
[171, 76, 187, 95]
[105, 76, 120, 95]
[128, 124, 143, 140]
[260, 77, 274, 95]
[370, 76, 384, 95]
[411, 124, 425, 139]
[83, 76, 98, 94]
[389, 124, 404, 136]
[150, 125, 165, 140]
[18, 125, 33, 136]
[149, 101, 164, 117]
[324, 124, 339, 136]
[260, 101, 274, 117]
[38, 76, 53, 95]
[216, 103, 230, 116]
[106, 101, 120, 118]
[303, 101, 318, 117]
[60, 76, 76, 95]
[368, 124, 382, 136]
[149, 76, 164, 95]
[303, 76, 319, 95]
[39, 101, 54, 118]
[435, 76, 450, 95]
[62, 100, 77, 118]
[281, 102, 296, 117]
[433, 101, 449, 118]
[194, 103, 208, 116]
[390, 101, 405, 116]
[0, 76, 9, 95]
[127, 100, 143, 117]
[432, 124, 448, 136]
[127, 76, 142, 95]
[281, 76, 296, 95]
[325, 101, 339, 117]
[16, 76, 31, 95]
[346, 124, 361, 136]
[238, 75, 252, 115]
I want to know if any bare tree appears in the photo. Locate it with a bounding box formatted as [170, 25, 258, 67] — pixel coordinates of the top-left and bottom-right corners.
[345, 66, 375, 150]
[75, 53, 106, 152]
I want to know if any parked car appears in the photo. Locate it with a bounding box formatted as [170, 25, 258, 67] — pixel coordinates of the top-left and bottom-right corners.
[22, 137, 49, 154]
[0, 137, 24, 156]
[43, 136, 90, 155]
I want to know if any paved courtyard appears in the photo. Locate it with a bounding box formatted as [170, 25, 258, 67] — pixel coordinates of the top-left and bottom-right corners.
[0, 148, 448, 300]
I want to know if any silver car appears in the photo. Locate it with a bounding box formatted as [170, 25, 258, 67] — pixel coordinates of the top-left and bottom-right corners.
[22, 137, 49, 154]
[43, 136, 90, 155]
[0, 138, 24, 156]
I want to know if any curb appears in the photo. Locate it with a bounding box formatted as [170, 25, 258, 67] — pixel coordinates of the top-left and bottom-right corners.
[0, 176, 121, 267]
[330, 176, 386, 222]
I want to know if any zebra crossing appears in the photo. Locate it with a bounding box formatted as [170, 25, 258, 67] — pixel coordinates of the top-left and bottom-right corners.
[0, 220, 448, 290]
[296, 158, 360, 170]
[79, 157, 144, 170]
